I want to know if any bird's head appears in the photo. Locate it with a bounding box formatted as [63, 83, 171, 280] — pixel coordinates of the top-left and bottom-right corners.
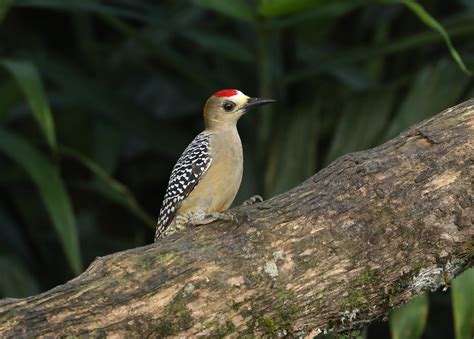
[203, 89, 275, 130]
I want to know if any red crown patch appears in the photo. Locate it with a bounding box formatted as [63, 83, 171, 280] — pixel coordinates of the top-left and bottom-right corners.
[213, 89, 238, 97]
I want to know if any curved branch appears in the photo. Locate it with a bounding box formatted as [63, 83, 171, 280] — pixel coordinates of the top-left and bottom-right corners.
[1, 100, 473, 337]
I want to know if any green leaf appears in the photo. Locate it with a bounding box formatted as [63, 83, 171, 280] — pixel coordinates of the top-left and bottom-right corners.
[262, 0, 368, 29]
[283, 12, 474, 85]
[259, 0, 333, 16]
[181, 30, 253, 63]
[452, 268, 474, 339]
[390, 294, 428, 339]
[325, 88, 396, 165]
[37, 56, 190, 157]
[0, 78, 22, 123]
[0, 0, 12, 22]
[0, 128, 82, 274]
[192, 0, 255, 22]
[383, 0, 472, 75]
[461, 0, 474, 9]
[60, 146, 156, 229]
[12, 0, 150, 22]
[265, 105, 319, 196]
[0, 256, 40, 298]
[1, 60, 57, 150]
[0, 206, 34, 261]
[385, 59, 470, 140]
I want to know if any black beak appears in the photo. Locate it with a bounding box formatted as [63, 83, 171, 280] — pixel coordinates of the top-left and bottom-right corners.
[244, 97, 276, 110]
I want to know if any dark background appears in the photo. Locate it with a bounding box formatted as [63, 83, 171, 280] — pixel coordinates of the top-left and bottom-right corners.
[0, 0, 473, 338]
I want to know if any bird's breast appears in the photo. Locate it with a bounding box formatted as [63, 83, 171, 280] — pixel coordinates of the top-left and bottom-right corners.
[208, 129, 243, 205]
[178, 128, 243, 214]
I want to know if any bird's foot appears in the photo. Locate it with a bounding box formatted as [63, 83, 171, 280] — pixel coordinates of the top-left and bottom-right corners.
[158, 211, 238, 240]
[158, 216, 190, 239]
[242, 195, 263, 206]
[172, 215, 192, 231]
[186, 210, 238, 226]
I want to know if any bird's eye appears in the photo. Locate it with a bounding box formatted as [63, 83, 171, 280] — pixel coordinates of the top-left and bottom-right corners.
[223, 101, 236, 112]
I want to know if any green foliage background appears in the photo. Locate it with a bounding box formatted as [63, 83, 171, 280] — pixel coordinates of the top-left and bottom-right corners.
[0, 0, 472, 337]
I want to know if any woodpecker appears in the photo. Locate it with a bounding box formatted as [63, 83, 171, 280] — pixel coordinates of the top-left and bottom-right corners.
[154, 89, 275, 241]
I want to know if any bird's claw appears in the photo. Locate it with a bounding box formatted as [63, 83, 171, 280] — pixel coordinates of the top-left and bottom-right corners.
[242, 195, 263, 206]
[187, 211, 238, 226]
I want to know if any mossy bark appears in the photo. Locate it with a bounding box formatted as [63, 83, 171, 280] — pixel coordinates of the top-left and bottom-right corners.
[1, 100, 473, 337]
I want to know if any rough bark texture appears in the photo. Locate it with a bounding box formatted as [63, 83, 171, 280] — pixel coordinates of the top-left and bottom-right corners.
[1, 100, 473, 338]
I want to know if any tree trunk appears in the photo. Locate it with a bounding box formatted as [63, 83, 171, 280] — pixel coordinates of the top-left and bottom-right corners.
[1, 100, 473, 338]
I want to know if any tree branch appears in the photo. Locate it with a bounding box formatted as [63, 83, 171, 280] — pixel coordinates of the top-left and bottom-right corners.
[1, 100, 473, 338]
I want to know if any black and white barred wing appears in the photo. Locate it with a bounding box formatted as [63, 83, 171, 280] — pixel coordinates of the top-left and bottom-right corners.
[155, 132, 212, 238]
